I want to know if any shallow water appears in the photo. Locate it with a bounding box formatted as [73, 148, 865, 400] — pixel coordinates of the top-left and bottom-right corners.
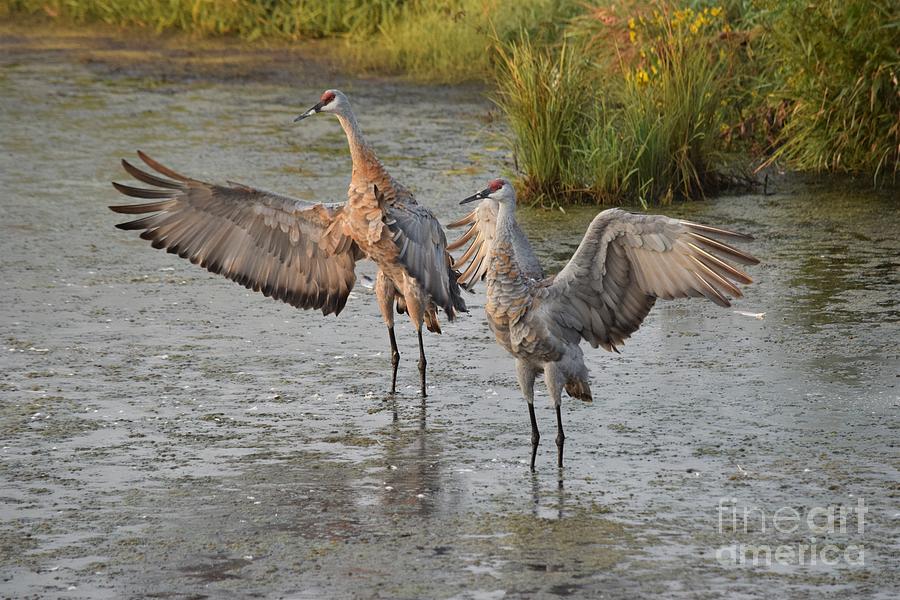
[1, 28, 898, 599]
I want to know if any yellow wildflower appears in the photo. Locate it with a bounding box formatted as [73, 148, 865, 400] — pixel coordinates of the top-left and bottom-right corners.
[629, 30, 636, 43]
[628, 17, 636, 30]
[636, 68, 650, 84]
[711, 7, 723, 17]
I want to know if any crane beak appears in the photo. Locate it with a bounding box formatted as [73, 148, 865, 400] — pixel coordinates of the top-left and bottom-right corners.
[294, 101, 324, 122]
[460, 188, 491, 204]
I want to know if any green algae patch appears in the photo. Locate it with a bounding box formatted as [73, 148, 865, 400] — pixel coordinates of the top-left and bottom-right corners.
[0, 395, 101, 440]
[323, 433, 380, 448]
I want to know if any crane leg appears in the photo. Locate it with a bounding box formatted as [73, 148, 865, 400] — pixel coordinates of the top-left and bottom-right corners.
[543, 362, 565, 469]
[516, 360, 539, 470]
[528, 402, 540, 471]
[388, 326, 400, 395]
[375, 272, 400, 395]
[555, 404, 565, 469]
[417, 328, 427, 397]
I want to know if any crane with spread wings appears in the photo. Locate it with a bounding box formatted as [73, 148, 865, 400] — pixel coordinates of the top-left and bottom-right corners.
[111, 91, 467, 397]
[449, 178, 759, 469]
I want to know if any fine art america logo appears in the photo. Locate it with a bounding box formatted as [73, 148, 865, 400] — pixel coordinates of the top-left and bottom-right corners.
[716, 497, 867, 566]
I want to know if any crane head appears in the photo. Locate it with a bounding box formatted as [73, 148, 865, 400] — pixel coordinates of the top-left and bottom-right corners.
[460, 178, 514, 205]
[294, 89, 346, 122]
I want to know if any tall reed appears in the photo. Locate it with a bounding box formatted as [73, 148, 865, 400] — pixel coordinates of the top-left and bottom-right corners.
[492, 38, 595, 204]
[611, 6, 731, 204]
[758, 0, 900, 182]
[495, 4, 737, 205]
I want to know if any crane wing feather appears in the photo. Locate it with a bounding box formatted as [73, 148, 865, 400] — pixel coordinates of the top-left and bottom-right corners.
[382, 197, 466, 318]
[447, 198, 545, 290]
[110, 152, 361, 316]
[546, 208, 758, 351]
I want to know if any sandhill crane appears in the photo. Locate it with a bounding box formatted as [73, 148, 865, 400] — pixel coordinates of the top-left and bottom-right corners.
[110, 144, 464, 396]
[450, 179, 759, 470]
[295, 89, 467, 395]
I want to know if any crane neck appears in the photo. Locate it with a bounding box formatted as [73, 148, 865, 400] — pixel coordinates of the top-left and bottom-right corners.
[336, 110, 383, 182]
[488, 201, 530, 288]
[495, 202, 519, 240]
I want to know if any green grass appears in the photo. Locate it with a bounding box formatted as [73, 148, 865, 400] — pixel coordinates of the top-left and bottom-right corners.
[610, 10, 732, 204]
[496, 0, 898, 204]
[758, 0, 900, 183]
[494, 3, 738, 206]
[348, 0, 577, 82]
[2, 0, 398, 39]
[492, 37, 594, 204]
[3, 0, 577, 82]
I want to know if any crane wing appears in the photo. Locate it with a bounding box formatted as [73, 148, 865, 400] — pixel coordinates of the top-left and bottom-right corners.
[383, 198, 467, 319]
[447, 198, 545, 290]
[545, 208, 759, 351]
[110, 151, 361, 316]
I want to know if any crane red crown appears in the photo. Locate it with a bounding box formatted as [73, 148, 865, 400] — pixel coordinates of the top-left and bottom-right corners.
[321, 90, 336, 104]
[488, 179, 504, 192]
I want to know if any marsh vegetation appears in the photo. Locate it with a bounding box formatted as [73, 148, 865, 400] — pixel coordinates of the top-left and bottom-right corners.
[4, 0, 898, 204]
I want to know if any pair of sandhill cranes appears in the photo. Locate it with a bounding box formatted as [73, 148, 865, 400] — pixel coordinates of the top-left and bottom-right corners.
[112, 89, 758, 469]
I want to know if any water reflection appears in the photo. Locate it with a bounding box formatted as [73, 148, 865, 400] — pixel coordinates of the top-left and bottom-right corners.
[783, 236, 898, 329]
[530, 472, 566, 520]
[378, 396, 444, 517]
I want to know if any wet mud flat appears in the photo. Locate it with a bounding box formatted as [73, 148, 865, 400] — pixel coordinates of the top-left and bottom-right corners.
[2, 25, 899, 599]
